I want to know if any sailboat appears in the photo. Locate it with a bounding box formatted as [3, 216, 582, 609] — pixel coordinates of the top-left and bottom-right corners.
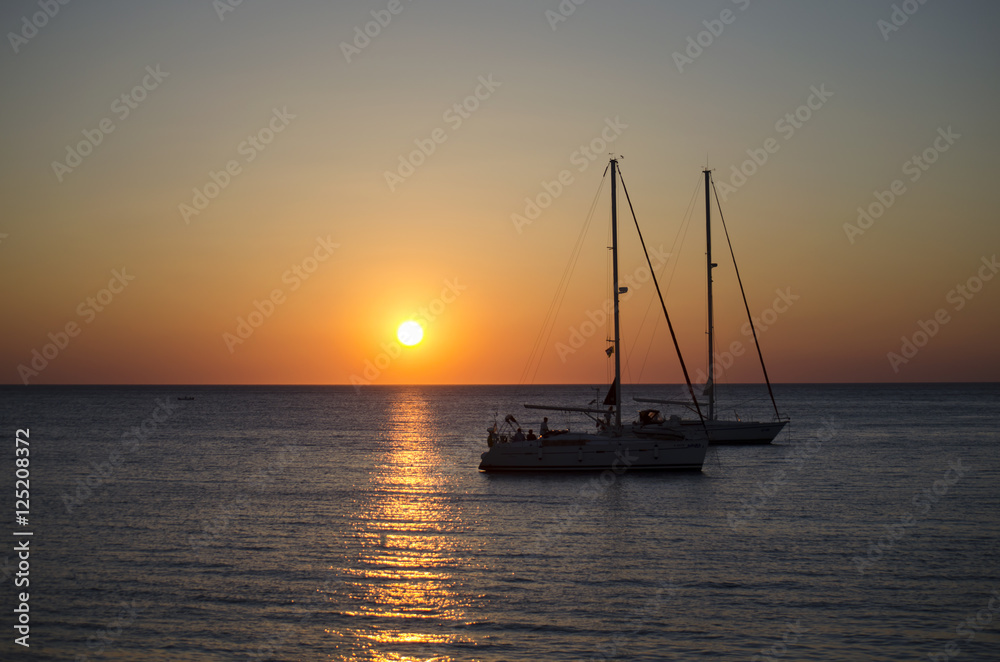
[633, 169, 788, 445]
[479, 159, 709, 472]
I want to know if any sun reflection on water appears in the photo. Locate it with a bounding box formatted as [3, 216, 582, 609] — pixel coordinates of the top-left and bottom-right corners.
[330, 392, 477, 661]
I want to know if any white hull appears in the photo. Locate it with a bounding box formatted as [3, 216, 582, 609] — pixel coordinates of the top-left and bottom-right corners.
[634, 419, 786, 444]
[479, 430, 708, 472]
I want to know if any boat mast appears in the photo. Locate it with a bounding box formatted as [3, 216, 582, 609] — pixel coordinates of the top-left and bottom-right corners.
[611, 159, 622, 432]
[704, 168, 716, 422]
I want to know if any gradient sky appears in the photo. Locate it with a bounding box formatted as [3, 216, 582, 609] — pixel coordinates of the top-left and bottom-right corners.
[2, 0, 998, 385]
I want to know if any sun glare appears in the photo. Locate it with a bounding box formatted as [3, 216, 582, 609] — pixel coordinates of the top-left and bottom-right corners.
[397, 321, 424, 347]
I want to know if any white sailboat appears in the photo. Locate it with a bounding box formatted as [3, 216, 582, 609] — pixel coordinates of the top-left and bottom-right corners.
[633, 169, 788, 445]
[479, 159, 709, 472]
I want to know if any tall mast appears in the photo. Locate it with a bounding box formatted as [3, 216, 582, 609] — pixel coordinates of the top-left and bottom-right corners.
[611, 159, 622, 432]
[704, 168, 715, 422]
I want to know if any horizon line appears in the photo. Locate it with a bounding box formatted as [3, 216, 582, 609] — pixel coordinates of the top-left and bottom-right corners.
[3, 381, 998, 387]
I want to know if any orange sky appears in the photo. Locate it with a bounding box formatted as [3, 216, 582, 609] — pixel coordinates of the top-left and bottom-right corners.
[2, 1, 999, 385]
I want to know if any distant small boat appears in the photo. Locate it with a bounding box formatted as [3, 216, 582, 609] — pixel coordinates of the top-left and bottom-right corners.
[479, 158, 709, 472]
[177, 396, 195, 401]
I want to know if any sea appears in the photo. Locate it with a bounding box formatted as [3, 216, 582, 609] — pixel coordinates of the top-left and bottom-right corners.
[0, 383, 998, 661]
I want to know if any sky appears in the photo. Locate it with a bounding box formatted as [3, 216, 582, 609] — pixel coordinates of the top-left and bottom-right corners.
[1, 0, 998, 386]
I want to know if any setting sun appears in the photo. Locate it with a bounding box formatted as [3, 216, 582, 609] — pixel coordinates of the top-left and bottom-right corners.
[397, 321, 424, 347]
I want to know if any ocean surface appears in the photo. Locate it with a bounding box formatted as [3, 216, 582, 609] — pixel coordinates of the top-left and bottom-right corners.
[1, 383, 998, 661]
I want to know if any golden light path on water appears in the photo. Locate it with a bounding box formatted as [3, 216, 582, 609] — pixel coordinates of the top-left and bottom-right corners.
[330, 393, 477, 661]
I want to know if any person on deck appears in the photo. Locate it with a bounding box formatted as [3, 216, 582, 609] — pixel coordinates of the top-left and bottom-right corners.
[540, 417, 551, 437]
[526, 429, 537, 440]
[513, 428, 525, 441]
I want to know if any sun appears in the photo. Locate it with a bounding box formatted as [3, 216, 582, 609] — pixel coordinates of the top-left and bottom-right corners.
[397, 320, 424, 347]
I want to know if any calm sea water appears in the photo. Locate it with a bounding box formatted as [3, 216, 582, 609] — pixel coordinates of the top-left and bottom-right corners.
[1, 384, 998, 661]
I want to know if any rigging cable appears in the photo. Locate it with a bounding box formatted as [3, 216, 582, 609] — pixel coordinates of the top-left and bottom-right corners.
[710, 173, 783, 420]
[519, 166, 609, 386]
[634, 175, 703, 383]
[617, 163, 705, 424]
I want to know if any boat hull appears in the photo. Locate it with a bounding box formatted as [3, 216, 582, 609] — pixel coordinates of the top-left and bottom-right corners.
[634, 419, 787, 445]
[478, 432, 707, 472]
